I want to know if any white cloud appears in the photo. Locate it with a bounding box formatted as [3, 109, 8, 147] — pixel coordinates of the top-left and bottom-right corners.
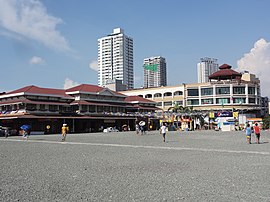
[89, 60, 99, 71]
[0, 0, 71, 52]
[29, 56, 44, 65]
[236, 38, 270, 97]
[63, 78, 79, 89]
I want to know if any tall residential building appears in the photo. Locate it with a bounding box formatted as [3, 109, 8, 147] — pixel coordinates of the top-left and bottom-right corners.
[197, 57, 218, 83]
[98, 28, 134, 89]
[143, 56, 167, 88]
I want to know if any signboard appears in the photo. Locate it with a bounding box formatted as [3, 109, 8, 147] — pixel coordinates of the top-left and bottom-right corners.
[144, 64, 158, 72]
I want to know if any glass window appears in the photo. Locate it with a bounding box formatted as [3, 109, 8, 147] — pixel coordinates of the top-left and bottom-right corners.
[233, 87, 245, 94]
[174, 100, 183, 106]
[187, 89, 199, 96]
[248, 87, 255, 95]
[81, 105, 88, 112]
[156, 102, 162, 106]
[187, 99, 199, 105]
[248, 98, 256, 103]
[164, 101, 172, 106]
[164, 92, 172, 97]
[201, 98, 213, 104]
[233, 98, 246, 104]
[154, 93, 162, 98]
[174, 91, 183, 96]
[216, 87, 230, 95]
[201, 88, 213, 96]
[49, 105, 58, 111]
[39, 104, 46, 111]
[216, 98, 230, 104]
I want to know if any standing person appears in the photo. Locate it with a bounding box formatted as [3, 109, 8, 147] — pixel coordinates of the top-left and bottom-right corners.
[4, 128, 10, 138]
[160, 123, 167, 142]
[245, 123, 252, 144]
[61, 124, 69, 141]
[253, 123, 261, 144]
[22, 129, 29, 140]
[135, 124, 139, 134]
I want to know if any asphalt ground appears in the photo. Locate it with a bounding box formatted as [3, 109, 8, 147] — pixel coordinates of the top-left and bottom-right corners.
[0, 130, 270, 202]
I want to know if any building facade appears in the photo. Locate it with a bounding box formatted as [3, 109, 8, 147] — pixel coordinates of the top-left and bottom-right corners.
[121, 65, 263, 120]
[0, 84, 158, 134]
[98, 28, 134, 89]
[143, 56, 167, 88]
[197, 57, 218, 83]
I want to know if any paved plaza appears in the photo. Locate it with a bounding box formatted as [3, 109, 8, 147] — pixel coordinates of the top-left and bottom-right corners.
[1, 130, 270, 201]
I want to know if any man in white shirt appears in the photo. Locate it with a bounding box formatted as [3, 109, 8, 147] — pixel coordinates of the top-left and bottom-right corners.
[160, 123, 167, 142]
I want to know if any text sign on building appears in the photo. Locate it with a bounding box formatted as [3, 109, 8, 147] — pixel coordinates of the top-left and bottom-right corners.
[144, 64, 158, 72]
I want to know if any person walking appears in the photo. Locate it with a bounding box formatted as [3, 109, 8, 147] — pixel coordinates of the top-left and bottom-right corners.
[4, 128, 10, 138]
[160, 123, 167, 142]
[135, 124, 139, 135]
[253, 123, 261, 144]
[245, 123, 252, 144]
[61, 124, 69, 141]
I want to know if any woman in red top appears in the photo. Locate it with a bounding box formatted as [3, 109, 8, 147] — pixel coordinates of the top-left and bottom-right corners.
[253, 123, 260, 144]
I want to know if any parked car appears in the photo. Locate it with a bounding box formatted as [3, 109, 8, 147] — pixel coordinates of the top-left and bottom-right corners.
[103, 127, 119, 133]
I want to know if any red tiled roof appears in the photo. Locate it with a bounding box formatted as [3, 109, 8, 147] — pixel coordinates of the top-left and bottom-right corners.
[6, 85, 72, 98]
[219, 64, 232, 69]
[125, 96, 155, 103]
[66, 84, 104, 93]
[66, 84, 125, 97]
[209, 64, 242, 79]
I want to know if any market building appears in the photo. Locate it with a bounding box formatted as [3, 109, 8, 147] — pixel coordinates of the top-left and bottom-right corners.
[0, 84, 159, 134]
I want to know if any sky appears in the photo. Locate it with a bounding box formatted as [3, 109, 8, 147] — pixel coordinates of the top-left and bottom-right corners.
[0, 0, 270, 97]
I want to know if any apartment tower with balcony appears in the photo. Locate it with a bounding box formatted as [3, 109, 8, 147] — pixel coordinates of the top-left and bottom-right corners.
[98, 28, 134, 89]
[197, 57, 219, 83]
[143, 56, 167, 88]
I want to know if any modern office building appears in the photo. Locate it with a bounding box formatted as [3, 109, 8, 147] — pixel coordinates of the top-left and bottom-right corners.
[98, 28, 134, 89]
[143, 56, 167, 88]
[197, 57, 219, 83]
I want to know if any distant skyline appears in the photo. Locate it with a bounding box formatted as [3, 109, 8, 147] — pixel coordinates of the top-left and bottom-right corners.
[0, 0, 270, 96]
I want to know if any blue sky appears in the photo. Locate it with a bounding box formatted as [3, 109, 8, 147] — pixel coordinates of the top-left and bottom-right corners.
[1, 0, 270, 96]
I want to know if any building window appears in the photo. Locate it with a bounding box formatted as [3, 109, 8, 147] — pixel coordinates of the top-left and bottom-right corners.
[81, 105, 88, 112]
[26, 104, 36, 111]
[154, 93, 162, 98]
[201, 88, 213, 96]
[201, 98, 213, 104]
[164, 101, 172, 106]
[164, 92, 172, 97]
[145, 94, 152, 98]
[233, 87, 245, 94]
[49, 105, 58, 111]
[187, 89, 199, 96]
[216, 98, 230, 104]
[39, 104, 46, 111]
[156, 102, 162, 106]
[187, 99, 199, 105]
[248, 87, 255, 95]
[248, 98, 256, 103]
[216, 87, 230, 95]
[174, 91, 183, 96]
[233, 98, 246, 104]
[174, 100, 183, 106]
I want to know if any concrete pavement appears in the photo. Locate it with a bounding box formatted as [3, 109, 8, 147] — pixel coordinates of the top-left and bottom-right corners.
[1, 130, 270, 201]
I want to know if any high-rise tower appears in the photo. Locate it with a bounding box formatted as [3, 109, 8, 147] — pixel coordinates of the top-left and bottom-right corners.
[98, 28, 134, 89]
[197, 57, 218, 83]
[143, 56, 167, 88]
